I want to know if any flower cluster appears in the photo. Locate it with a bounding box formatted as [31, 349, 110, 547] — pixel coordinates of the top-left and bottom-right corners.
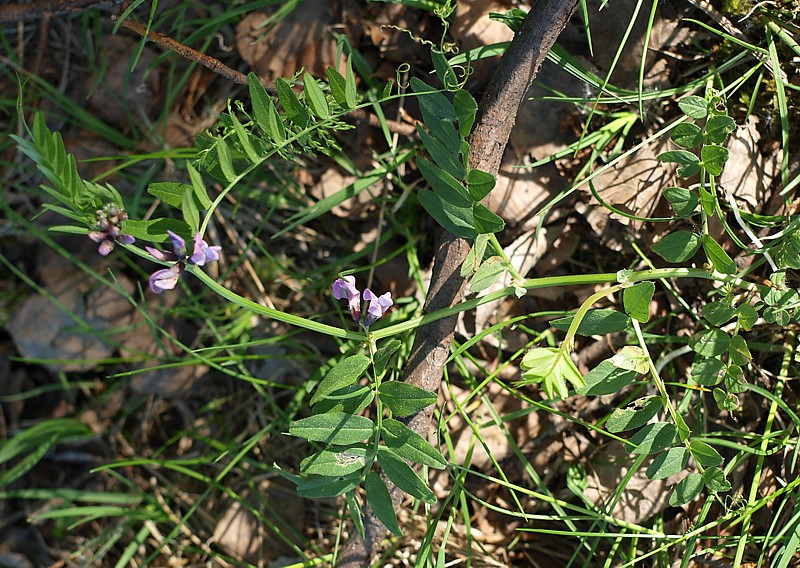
[146, 230, 221, 294]
[88, 203, 135, 256]
[332, 275, 393, 328]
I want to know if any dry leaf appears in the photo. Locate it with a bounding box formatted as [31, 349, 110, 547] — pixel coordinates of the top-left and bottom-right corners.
[236, 1, 344, 81]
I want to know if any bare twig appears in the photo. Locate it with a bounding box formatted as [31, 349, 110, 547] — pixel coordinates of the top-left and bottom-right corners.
[335, 0, 580, 565]
[0, 0, 120, 22]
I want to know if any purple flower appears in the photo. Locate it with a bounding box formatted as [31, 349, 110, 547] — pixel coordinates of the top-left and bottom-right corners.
[146, 231, 221, 294]
[149, 265, 183, 294]
[362, 289, 393, 328]
[332, 276, 361, 322]
[332, 276, 393, 328]
[190, 233, 222, 266]
[88, 204, 134, 256]
[145, 230, 187, 263]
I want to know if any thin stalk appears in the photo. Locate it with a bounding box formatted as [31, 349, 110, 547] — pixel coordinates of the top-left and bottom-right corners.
[733, 331, 795, 566]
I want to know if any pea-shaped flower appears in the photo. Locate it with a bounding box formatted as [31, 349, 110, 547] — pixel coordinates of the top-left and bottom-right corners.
[146, 230, 221, 294]
[332, 276, 393, 328]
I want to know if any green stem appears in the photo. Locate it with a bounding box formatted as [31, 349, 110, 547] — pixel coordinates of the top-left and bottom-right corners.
[732, 330, 794, 567]
[191, 265, 761, 341]
[632, 319, 689, 442]
[562, 284, 622, 352]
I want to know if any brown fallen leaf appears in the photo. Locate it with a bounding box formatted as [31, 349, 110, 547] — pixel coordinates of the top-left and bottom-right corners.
[236, 1, 344, 81]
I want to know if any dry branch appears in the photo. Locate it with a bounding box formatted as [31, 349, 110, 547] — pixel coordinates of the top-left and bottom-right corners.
[336, 0, 580, 565]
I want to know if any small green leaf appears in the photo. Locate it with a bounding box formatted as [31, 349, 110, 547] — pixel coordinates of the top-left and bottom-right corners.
[417, 189, 476, 239]
[346, 491, 365, 539]
[461, 234, 490, 277]
[300, 446, 369, 476]
[702, 466, 731, 493]
[248, 73, 274, 134]
[579, 360, 638, 396]
[181, 188, 200, 233]
[470, 256, 505, 293]
[124, 218, 190, 242]
[609, 346, 650, 374]
[702, 300, 736, 326]
[410, 78, 459, 150]
[705, 115, 736, 144]
[276, 77, 309, 127]
[216, 138, 236, 182]
[431, 49, 458, 90]
[460, 235, 490, 278]
[646, 447, 689, 480]
[297, 472, 360, 499]
[671, 123, 703, 148]
[652, 230, 701, 262]
[701, 145, 729, 176]
[344, 55, 357, 109]
[736, 304, 758, 331]
[453, 89, 478, 137]
[519, 347, 585, 399]
[690, 328, 730, 357]
[669, 472, 704, 506]
[231, 113, 260, 162]
[625, 422, 677, 455]
[303, 72, 330, 119]
[702, 235, 736, 274]
[724, 365, 748, 394]
[378, 382, 437, 417]
[187, 163, 213, 209]
[623, 281, 655, 323]
[327, 67, 350, 109]
[382, 418, 447, 469]
[714, 387, 740, 411]
[658, 150, 700, 177]
[365, 471, 403, 536]
[663, 186, 699, 217]
[678, 96, 708, 119]
[689, 439, 723, 467]
[377, 447, 437, 504]
[374, 339, 402, 378]
[472, 203, 505, 234]
[691, 357, 725, 386]
[312, 385, 374, 415]
[698, 185, 716, 215]
[417, 157, 472, 207]
[606, 396, 662, 433]
[467, 169, 496, 201]
[147, 182, 195, 209]
[265, 98, 286, 143]
[310, 354, 371, 405]
[289, 412, 374, 445]
[551, 309, 630, 336]
[728, 334, 751, 365]
[417, 125, 465, 179]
